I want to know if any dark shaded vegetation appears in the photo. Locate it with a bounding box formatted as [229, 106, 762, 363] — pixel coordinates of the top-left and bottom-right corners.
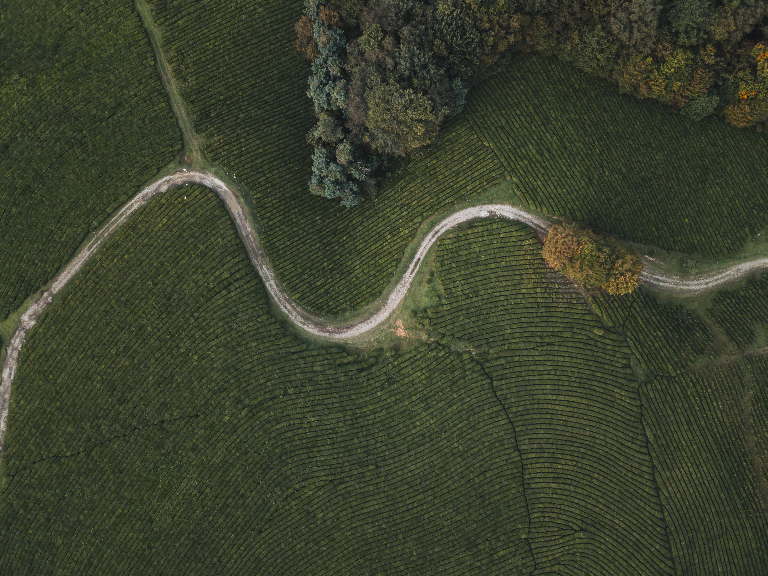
[298, 0, 501, 204]
[594, 281, 768, 574]
[467, 54, 768, 259]
[297, 0, 768, 204]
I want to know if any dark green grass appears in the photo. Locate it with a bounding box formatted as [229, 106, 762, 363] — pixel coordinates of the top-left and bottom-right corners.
[465, 53, 768, 260]
[0, 0, 181, 321]
[0, 185, 533, 575]
[418, 221, 675, 575]
[147, 0, 507, 316]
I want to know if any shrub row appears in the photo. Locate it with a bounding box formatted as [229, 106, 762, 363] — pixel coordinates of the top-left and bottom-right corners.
[707, 273, 768, 350]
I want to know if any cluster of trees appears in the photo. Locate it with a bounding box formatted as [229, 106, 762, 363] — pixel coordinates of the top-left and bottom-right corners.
[542, 224, 644, 295]
[297, 0, 768, 204]
[513, 0, 768, 126]
[297, 0, 519, 205]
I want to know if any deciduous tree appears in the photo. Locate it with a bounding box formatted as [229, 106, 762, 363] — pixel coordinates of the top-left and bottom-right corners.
[542, 224, 643, 295]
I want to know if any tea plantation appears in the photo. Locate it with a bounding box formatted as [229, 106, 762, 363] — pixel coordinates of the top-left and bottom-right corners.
[143, 0, 768, 320]
[1, 186, 536, 574]
[147, 0, 508, 316]
[2, 0, 768, 573]
[464, 54, 768, 259]
[0, 0, 181, 320]
[2, 187, 766, 573]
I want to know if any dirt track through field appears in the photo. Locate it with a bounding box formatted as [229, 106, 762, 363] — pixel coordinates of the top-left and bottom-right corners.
[2, 169, 768, 462]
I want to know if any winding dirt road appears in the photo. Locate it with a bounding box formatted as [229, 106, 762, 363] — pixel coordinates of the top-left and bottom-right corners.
[2, 169, 768, 462]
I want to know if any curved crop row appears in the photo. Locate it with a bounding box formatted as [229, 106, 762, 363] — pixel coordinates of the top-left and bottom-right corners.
[420, 220, 675, 575]
[0, 185, 534, 574]
[593, 291, 717, 377]
[146, 0, 507, 316]
[464, 53, 768, 259]
[593, 279, 768, 573]
[707, 274, 768, 350]
[0, 0, 181, 320]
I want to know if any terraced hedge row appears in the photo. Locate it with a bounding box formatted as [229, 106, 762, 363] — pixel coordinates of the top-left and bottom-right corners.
[707, 274, 768, 350]
[419, 221, 675, 575]
[0, 0, 181, 320]
[147, 0, 507, 316]
[464, 53, 768, 259]
[0, 186, 535, 574]
[593, 283, 768, 573]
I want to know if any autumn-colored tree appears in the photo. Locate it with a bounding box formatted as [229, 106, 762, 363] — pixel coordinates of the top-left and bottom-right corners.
[319, 6, 341, 27]
[296, 15, 320, 60]
[542, 224, 643, 295]
[724, 43, 768, 128]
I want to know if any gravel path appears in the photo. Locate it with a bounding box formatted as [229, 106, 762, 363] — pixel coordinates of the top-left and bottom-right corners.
[2, 169, 767, 462]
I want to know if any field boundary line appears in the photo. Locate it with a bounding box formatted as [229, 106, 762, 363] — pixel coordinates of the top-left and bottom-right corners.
[3, 170, 768, 464]
[135, 0, 203, 163]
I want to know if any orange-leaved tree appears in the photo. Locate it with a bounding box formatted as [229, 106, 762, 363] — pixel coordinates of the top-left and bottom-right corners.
[542, 224, 643, 295]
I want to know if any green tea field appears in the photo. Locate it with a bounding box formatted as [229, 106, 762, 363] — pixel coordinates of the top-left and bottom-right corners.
[465, 54, 768, 259]
[1, 0, 767, 573]
[0, 0, 181, 320]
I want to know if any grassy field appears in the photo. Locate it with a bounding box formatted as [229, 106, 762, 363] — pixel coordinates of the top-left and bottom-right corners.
[0, 0, 181, 321]
[0, 185, 534, 574]
[465, 53, 768, 260]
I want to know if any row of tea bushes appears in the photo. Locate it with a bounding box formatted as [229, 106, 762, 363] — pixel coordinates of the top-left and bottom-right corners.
[594, 291, 717, 377]
[0, 0, 181, 320]
[1, 185, 536, 574]
[420, 220, 675, 575]
[465, 53, 768, 259]
[641, 366, 768, 575]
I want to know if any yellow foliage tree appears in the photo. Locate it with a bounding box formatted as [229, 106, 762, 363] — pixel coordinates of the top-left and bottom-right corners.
[542, 224, 644, 295]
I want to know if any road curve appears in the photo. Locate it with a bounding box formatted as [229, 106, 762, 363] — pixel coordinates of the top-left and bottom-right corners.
[2, 169, 768, 461]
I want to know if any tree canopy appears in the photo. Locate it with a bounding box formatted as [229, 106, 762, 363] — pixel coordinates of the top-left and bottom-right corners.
[542, 224, 644, 295]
